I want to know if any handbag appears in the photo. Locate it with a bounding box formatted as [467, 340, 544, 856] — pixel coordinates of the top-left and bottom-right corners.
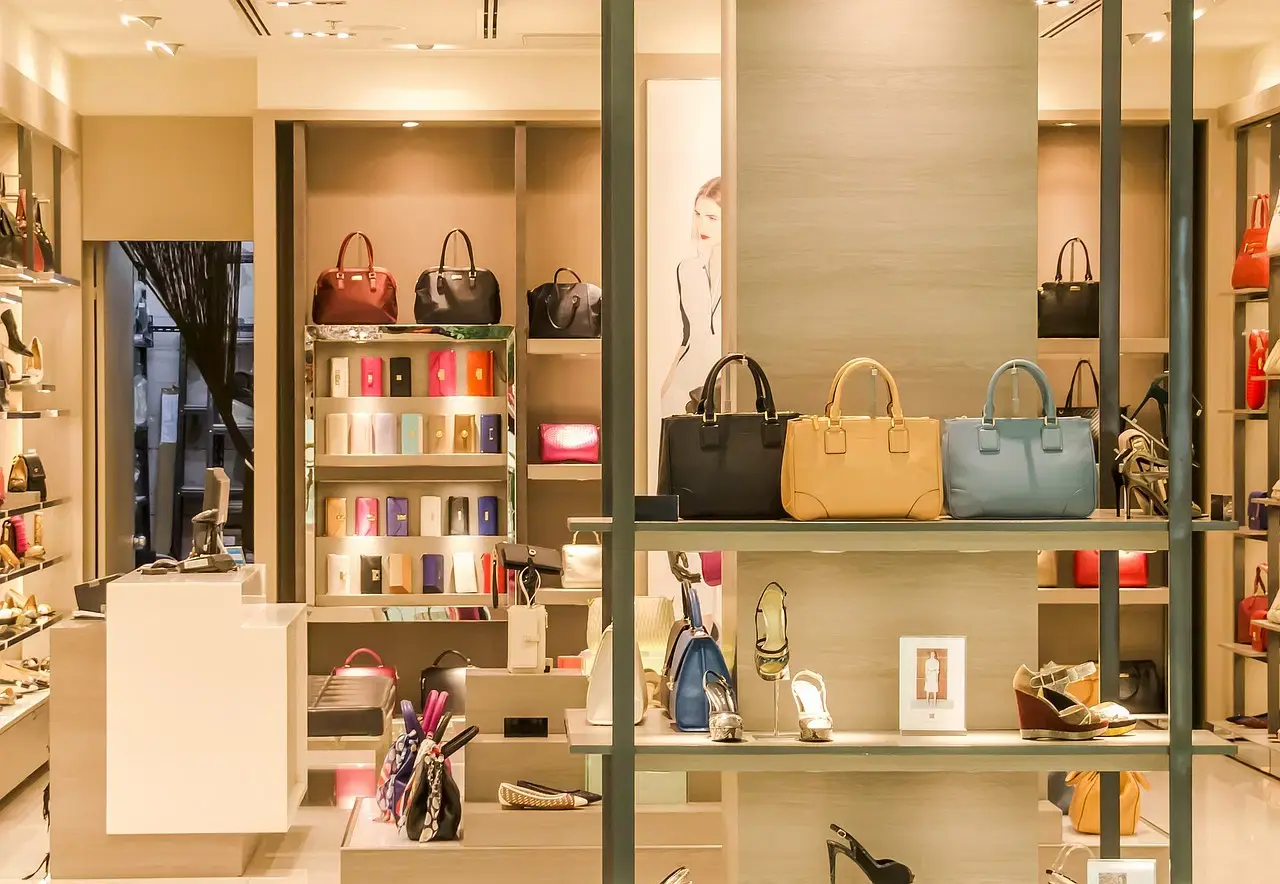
[942, 359, 1097, 519]
[490, 542, 561, 607]
[1064, 770, 1148, 836]
[585, 624, 645, 726]
[1234, 193, 1272, 290]
[1118, 659, 1163, 714]
[312, 231, 399, 324]
[1253, 618, 1270, 653]
[664, 574, 730, 732]
[413, 229, 502, 324]
[658, 353, 798, 520]
[420, 649, 470, 714]
[1037, 550, 1057, 587]
[16, 193, 52, 272]
[527, 267, 603, 338]
[1249, 490, 1270, 531]
[539, 424, 600, 463]
[375, 700, 425, 823]
[1071, 551, 1149, 588]
[1057, 359, 1127, 459]
[7, 453, 45, 501]
[586, 595, 676, 670]
[333, 647, 398, 683]
[1038, 237, 1099, 338]
[1241, 564, 1270, 642]
[507, 567, 547, 674]
[562, 530, 602, 588]
[404, 713, 478, 842]
[781, 357, 942, 521]
[1248, 329, 1269, 411]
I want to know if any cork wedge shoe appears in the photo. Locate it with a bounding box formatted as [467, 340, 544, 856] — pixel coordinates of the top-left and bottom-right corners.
[1014, 665, 1107, 740]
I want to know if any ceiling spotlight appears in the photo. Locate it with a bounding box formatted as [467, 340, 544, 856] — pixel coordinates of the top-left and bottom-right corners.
[270, 1, 348, 6]
[1057, 121, 1078, 127]
[1147, 30, 1166, 41]
[145, 40, 181, 55]
[402, 121, 420, 128]
[290, 30, 304, 38]
[1126, 31, 1165, 45]
[121, 14, 161, 28]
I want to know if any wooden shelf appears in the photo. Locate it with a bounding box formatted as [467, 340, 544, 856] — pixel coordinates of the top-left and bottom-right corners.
[1037, 586, 1169, 605]
[0, 689, 47, 738]
[0, 495, 65, 519]
[1223, 409, 1268, 420]
[1235, 528, 1267, 541]
[1036, 337, 1169, 355]
[316, 592, 489, 607]
[537, 587, 601, 605]
[0, 553, 66, 587]
[528, 463, 601, 481]
[307, 324, 514, 344]
[0, 612, 62, 651]
[526, 339, 602, 356]
[314, 453, 508, 470]
[1218, 641, 1266, 659]
[1252, 618, 1280, 634]
[1231, 287, 1270, 302]
[0, 408, 68, 419]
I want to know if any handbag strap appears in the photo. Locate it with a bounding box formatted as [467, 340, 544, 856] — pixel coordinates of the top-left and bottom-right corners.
[437, 228, 478, 276]
[696, 353, 776, 423]
[569, 531, 602, 545]
[1254, 193, 1272, 230]
[400, 699, 424, 737]
[1255, 563, 1269, 596]
[553, 267, 583, 286]
[825, 357, 905, 423]
[336, 232, 375, 272]
[515, 564, 541, 605]
[343, 647, 384, 667]
[1053, 237, 1094, 283]
[431, 649, 470, 667]
[667, 552, 704, 628]
[983, 359, 1057, 424]
[1062, 359, 1100, 409]
[440, 724, 480, 758]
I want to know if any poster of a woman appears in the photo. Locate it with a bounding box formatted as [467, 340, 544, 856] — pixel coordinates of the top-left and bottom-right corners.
[660, 176, 722, 416]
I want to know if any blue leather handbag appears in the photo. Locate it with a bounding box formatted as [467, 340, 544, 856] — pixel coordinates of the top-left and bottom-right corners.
[664, 576, 730, 732]
[942, 359, 1097, 519]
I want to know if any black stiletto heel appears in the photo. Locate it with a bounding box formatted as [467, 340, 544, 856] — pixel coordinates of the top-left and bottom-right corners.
[828, 825, 914, 884]
[1, 309, 31, 357]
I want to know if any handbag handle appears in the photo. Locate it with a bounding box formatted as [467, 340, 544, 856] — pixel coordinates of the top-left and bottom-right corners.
[1255, 564, 1269, 596]
[437, 228, 478, 276]
[430, 649, 470, 667]
[542, 270, 584, 331]
[1053, 237, 1093, 283]
[696, 353, 776, 424]
[400, 699, 424, 737]
[1063, 359, 1100, 409]
[342, 647, 384, 667]
[336, 231, 375, 273]
[570, 531, 602, 545]
[982, 359, 1058, 424]
[1253, 193, 1272, 230]
[824, 357, 905, 423]
[667, 551, 704, 628]
[553, 267, 583, 286]
[515, 564, 541, 605]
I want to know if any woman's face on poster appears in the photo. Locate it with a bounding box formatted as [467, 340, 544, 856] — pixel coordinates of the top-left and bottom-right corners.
[694, 196, 721, 247]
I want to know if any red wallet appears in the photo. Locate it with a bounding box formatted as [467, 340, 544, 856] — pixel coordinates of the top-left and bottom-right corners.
[355, 496, 379, 536]
[429, 349, 457, 397]
[360, 357, 383, 397]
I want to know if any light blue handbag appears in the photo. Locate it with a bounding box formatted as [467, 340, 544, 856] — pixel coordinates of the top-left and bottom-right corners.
[942, 359, 1097, 519]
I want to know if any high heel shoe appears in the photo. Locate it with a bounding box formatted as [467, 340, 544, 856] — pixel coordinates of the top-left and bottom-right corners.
[703, 671, 743, 742]
[827, 824, 914, 884]
[754, 581, 789, 681]
[792, 669, 834, 742]
[1032, 662, 1137, 737]
[1, 309, 31, 357]
[1013, 665, 1106, 740]
[657, 869, 692, 884]
[22, 336, 40, 386]
[25, 513, 44, 561]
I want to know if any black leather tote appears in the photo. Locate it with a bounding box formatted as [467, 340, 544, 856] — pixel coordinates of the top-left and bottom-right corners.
[1037, 237, 1099, 338]
[419, 649, 470, 714]
[527, 268, 602, 338]
[414, 228, 502, 324]
[1055, 359, 1129, 459]
[657, 354, 798, 520]
[1118, 659, 1164, 714]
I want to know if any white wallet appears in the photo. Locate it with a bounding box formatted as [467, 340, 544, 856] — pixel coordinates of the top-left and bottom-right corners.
[325, 413, 350, 455]
[373, 413, 397, 455]
[330, 357, 349, 398]
[420, 496, 442, 537]
[350, 413, 373, 455]
[327, 554, 354, 595]
[507, 600, 548, 674]
[452, 552, 479, 594]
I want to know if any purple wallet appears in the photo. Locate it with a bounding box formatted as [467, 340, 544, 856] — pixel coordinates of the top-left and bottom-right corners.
[422, 554, 445, 593]
[478, 495, 499, 536]
[479, 414, 502, 454]
[387, 497, 409, 537]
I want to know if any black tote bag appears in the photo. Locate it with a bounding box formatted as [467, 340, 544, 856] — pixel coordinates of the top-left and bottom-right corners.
[527, 267, 602, 338]
[1057, 359, 1128, 458]
[414, 229, 502, 324]
[1038, 237, 1099, 338]
[657, 354, 798, 520]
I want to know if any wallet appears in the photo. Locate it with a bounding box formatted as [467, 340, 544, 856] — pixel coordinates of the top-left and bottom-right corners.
[355, 497, 379, 536]
[452, 552, 479, 594]
[479, 414, 502, 454]
[387, 553, 412, 594]
[324, 497, 347, 537]
[360, 357, 383, 396]
[478, 495, 499, 536]
[427, 415, 452, 454]
[448, 496, 470, 535]
[330, 357, 349, 398]
[453, 414, 477, 453]
[350, 413, 373, 455]
[360, 554, 384, 594]
[422, 554, 445, 593]
[420, 496, 442, 536]
[373, 413, 397, 455]
[387, 497, 409, 536]
[429, 350, 457, 397]
[327, 554, 354, 596]
[389, 356, 412, 397]
[465, 350, 494, 396]
[401, 414, 423, 454]
[325, 413, 350, 455]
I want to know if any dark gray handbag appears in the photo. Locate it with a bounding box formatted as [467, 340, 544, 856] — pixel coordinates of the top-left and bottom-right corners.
[1038, 237, 1099, 338]
[414, 229, 502, 324]
[527, 268, 602, 338]
[1056, 359, 1129, 459]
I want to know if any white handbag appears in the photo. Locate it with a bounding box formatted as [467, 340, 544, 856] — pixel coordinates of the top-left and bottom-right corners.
[330, 357, 349, 398]
[325, 413, 350, 455]
[507, 569, 547, 674]
[350, 413, 373, 455]
[1268, 188, 1280, 256]
[326, 554, 354, 596]
[585, 624, 645, 725]
[586, 595, 675, 672]
[420, 496, 442, 537]
[562, 531, 603, 588]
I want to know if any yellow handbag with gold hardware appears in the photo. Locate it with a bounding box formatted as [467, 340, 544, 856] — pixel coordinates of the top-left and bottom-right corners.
[1065, 770, 1149, 835]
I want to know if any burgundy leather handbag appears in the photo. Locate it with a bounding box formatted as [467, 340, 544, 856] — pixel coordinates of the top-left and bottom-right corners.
[312, 232, 399, 324]
[538, 424, 600, 464]
[333, 648, 398, 683]
[1239, 565, 1271, 643]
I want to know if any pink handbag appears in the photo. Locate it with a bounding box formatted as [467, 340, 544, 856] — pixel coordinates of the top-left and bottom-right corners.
[538, 423, 600, 463]
[355, 497, 379, 536]
[429, 350, 457, 397]
[333, 648, 398, 683]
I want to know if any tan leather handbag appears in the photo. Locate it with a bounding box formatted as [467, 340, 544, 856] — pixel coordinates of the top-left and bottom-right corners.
[781, 358, 942, 520]
[1065, 770, 1148, 835]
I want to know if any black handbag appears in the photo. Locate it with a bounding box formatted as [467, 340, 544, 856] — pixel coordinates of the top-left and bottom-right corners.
[404, 713, 476, 842]
[527, 268, 602, 339]
[489, 542, 561, 607]
[420, 649, 470, 714]
[0, 177, 22, 267]
[9, 453, 47, 501]
[1056, 359, 1129, 459]
[1118, 659, 1164, 714]
[657, 353, 798, 520]
[1038, 237, 1099, 338]
[413, 229, 501, 325]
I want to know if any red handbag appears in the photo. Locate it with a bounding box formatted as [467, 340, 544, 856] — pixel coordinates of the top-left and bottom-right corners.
[312, 232, 399, 324]
[1253, 620, 1270, 653]
[1233, 193, 1271, 290]
[333, 648, 398, 683]
[1248, 329, 1270, 411]
[1072, 550, 1149, 588]
[1238, 564, 1270, 644]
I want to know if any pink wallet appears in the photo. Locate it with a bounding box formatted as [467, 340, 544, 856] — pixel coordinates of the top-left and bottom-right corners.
[361, 357, 383, 397]
[428, 350, 457, 397]
[355, 497, 379, 536]
[539, 423, 600, 463]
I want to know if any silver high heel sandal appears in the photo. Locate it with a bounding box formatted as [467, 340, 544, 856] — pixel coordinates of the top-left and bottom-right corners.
[754, 581, 789, 681]
[703, 671, 743, 742]
[792, 669, 834, 742]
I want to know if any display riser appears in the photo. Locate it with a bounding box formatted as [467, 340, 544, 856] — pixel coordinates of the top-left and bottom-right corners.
[464, 802, 723, 847]
[465, 667, 588, 735]
[463, 734, 584, 801]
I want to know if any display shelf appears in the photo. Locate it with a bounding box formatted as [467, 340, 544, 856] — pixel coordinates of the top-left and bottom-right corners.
[315, 536, 499, 553]
[1252, 618, 1280, 633]
[1231, 287, 1269, 302]
[0, 553, 65, 587]
[528, 463, 602, 481]
[0, 408, 68, 419]
[1235, 528, 1267, 541]
[526, 338, 603, 356]
[0, 688, 47, 738]
[1224, 409, 1268, 420]
[1038, 586, 1170, 605]
[1036, 337, 1169, 355]
[316, 593, 489, 608]
[18, 271, 80, 290]
[0, 612, 62, 650]
[315, 396, 506, 409]
[562, 710, 1234, 772]
[0, 495, 65, 519]
[1217, 641, 1265, 659]
[537, 587, 601, 605]
[315, 453, 508, 470]
[1208, 719, 1266, 741]
[567, 514, 1235, 553]
[1053, 816, 1169, 849]
[9, 381, 55, 393]
[307, 324, 515, 344]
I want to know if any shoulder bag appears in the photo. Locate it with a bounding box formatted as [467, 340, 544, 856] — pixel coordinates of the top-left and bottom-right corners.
[527, 267, 602, 338]
[413, 228, 501, 324]
[312, 232, 398, 325]
[943, 359, 1097, 519]
[1064, 770, 1148, 836]
[506, 567, 547, 674]
[1057, 358, 1128, 459]
[1071, 550, 1148, 588]
[404, 712, 478, 842]
[663, 567, 729, 732]
[1038, 237, 1100, 338]
[8, 452, 45, 501]
[1235, 193, 1272, 290]
[781, 357, 942, 521]
[657, 353, 798, 519]
[1118, 659, 1163, 713]
[419, 650, 470, 714]
[1242, 564, 1271, 641]
[332, 647, 398, 682]
[584, 624, 646, 726]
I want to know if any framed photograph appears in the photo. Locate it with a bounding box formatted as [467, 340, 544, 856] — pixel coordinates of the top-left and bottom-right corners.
[1087, 859, 1157, 884]
[898, 636, 966, 734]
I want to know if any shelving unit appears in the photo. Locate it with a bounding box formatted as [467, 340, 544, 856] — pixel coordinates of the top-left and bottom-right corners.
[0, 611, 61, 650]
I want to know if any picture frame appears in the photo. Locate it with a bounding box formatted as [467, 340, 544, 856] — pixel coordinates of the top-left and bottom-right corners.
[1087, 858, 1157, 884]
[898, 635, 966, 734]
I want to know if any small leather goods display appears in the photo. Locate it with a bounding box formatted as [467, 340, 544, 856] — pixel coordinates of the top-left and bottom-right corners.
[427, 415, 452, 453]
[1037, 550, 1057, 587]
[1065, 770, 1148, 836]
[1071, 550, 1149, 588]
[420, 649, 470, 714]
[453, 414, 478, 453]
[943, 359, 1097, 519]
[539, 423, 600, 463]
[562, 531, 602, 588]
[401, 414, 424, 454]
[464, 350, 495, 396]
[324, 497, 348, 537]
[782, 357, 942, 521]
[330, 357, 349, 397]
[325, 413, 350, 455]
[506, 569, 547, 674]
[389, 356, 412, 397]
[527, 267, 603, 338]
[479, 413, 502, 453]
[664, 573, 730, 732]
[387, 554, 411, 594]
[478, 495, 499, 536]
[8, 453, 45, 501]
[453, 552, 480, 593]
[355, 496, 379, 536]
[1239, 564, 1270, 643]
[360, 554, 384, 594]
[414, 228, 502, 325]
[420, 496, 443, 536]
[421, 554, 445, 593]
[1037, 237, 1099, 338]
[659, 354, 797, 520]
[1233, 193, 1272, 290]
[1118, 659, 1163, 714]
[312, 231, 399, 325]
[1247, 329, 1269, 411]
[1249, 489, 1270, 531]
[360, 357, 383, 397]
[428, 350, 457, 397]
[386, 496, 409, 537]
[327, 554, 354, 595]
[585, 624, 645, 726]
[350, 413, 374, 455]
[333, 647, 398, 682]
[373, 413, 397, 455]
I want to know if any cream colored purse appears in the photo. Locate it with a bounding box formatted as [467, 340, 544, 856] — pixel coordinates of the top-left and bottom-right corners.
[562, 531, 603, 588]
[587, 595, 675, 671]
[781, 357, 943, 520]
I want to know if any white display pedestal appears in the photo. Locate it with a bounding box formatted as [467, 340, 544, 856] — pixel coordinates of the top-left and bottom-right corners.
[104, 565, 306, 835]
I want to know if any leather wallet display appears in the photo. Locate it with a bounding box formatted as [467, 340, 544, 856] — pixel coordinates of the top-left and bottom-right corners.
[360, 554, 384, 594]
[324, 497, 348, 537]
[401, 414, 423, 454]
[387, 553, 412, 594]
[429, 349, 457, 397]
[427, 415, 452, 454]
[350, 413, 373, 454]
[330, 357, 349, 398]
[465, 350, 494, 396]
[389, 356, 412, 397]
[360, 357, 383, 396]
[355, 497, 379, 536]
[478, 495, 499, 536]
[448, 496, 470, 535]
[325, 413, 350, 455]
[422, 554, 445, 593]
[387, 497, 409, 536]
[479, 413, 502, 454]
[453, 414, 477, 453]
[373, 413, 397, 454]
[420, 496, 442, 536]
[452, 552, 479, 594]
[327, 554, 354, 595]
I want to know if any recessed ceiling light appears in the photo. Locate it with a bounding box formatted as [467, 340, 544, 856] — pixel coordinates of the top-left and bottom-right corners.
[271, 1, 347, 6]
[290, 30, 304, 38]
[121, 14, 161, 28]
[402, 121, 420, 128]
[145, 40, 181, 56]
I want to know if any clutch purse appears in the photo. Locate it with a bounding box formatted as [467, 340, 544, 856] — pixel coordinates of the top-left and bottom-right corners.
[327, 554, 354, 596]
[389, 356, 412, 397]
[350, 413, 373, 455]
[373, 413, 397, 455]
[360, 357, 383, 396]
[387, 554, 412, 593]
[360, 554, 384, 594]
[538, 423, 600, 463]
[422, 554, 445, 593]
[448, 496, 470, 535]
[355, 496, 379, 536]
[387, 497, 409, 537]
[427, 415, 452, 454]
[330, 357, 349, 398]
[429, 350, 457, 396]
[453, 414, 477, 453]
[479, 414, 502, 453]
[420, 496, 442, 536]
[452, 552, 479, 594]
[325, 413, 350, 455]
[401, 414, 423, 454]
[478, 495, 499, 536]
[324, 497, 348, 537]
[465, 350, 494, 396]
